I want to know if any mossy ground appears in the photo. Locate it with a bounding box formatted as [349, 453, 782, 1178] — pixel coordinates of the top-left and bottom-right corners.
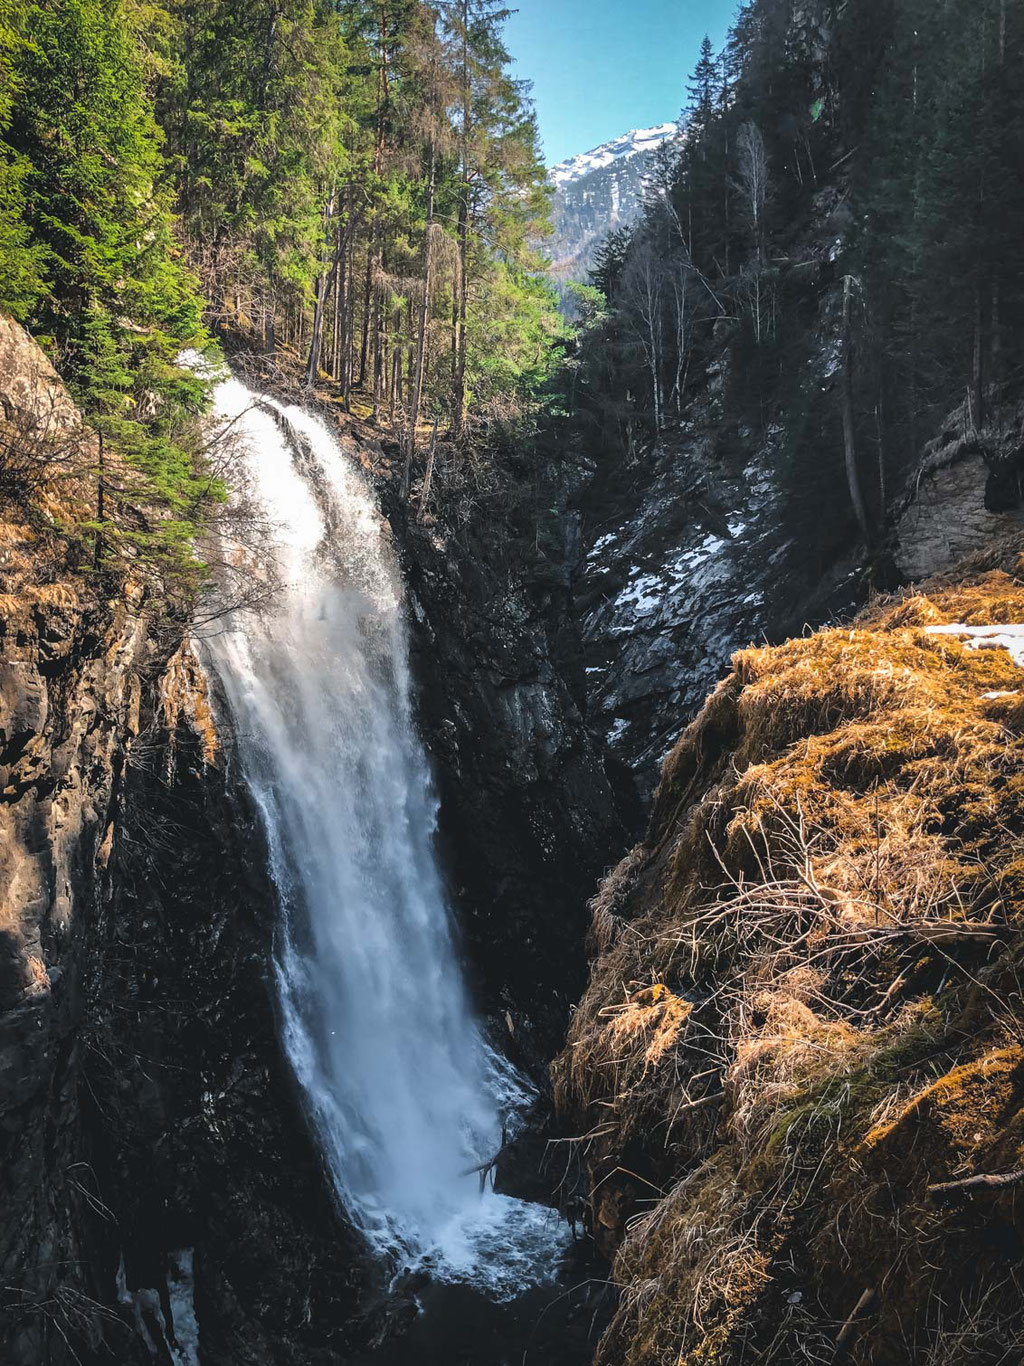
[553, 545, 1024, 1364]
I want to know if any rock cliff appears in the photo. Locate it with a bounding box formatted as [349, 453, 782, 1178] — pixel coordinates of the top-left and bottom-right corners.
[0, 320, 375, 1363]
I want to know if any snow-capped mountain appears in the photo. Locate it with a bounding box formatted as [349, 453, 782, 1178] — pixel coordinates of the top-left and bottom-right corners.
[545, 122, 680, 304]
[549, 122, 678, 190]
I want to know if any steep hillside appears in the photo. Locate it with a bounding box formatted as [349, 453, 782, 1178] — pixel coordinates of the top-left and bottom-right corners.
[554, 546, 1024, 1364]
[563, 0, 1024, 796]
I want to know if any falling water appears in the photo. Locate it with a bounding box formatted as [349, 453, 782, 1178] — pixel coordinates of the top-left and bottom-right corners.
[200, 370, 566, 1297]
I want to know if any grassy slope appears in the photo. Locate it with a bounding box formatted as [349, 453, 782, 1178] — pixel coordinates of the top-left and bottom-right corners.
[554, 542, 1024, 1365]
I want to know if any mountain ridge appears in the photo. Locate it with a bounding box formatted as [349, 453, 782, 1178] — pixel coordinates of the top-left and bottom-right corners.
[548, 121, 678, 188]
[545, 120, 680, 300]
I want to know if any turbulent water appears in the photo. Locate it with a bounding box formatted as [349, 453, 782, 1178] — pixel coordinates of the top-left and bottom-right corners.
[200, 371, 565, 1297]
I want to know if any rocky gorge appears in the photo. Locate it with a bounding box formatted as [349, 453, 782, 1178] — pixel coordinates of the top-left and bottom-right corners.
[3, 1, 1024, 1360]
[4, 259, 1024, 1363]
[0, 315, 629, 1365]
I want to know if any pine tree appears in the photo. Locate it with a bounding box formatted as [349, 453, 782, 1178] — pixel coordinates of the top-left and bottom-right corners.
[687, 35, 718, 132]
[443, 0, 549, 436]
[2, 0, 214, 582]
[0, 0, 47, 320]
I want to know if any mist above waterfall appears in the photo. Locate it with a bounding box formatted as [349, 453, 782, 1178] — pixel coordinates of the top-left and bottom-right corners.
[201, 374, 566, 1298]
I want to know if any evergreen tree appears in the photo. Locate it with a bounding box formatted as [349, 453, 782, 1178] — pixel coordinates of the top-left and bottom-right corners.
[1, 0, 214, 585]
[686, 35, 718, 133]
[0, 0, 47, 320]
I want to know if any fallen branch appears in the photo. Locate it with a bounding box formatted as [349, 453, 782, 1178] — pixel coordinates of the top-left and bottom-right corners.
[460, 1121, 510, 1192]
[928, 1169, 1024, 1200]
[834, 1285, 878, 1362]
[672, 1090, 724, 1116]
[898, 921, 1011, 945]
[459, 1147, 507, 1179]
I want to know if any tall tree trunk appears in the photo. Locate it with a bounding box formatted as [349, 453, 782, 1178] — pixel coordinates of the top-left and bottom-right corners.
[361, 0, 392, 394]
[359, 244, 374, 387]
[452, 197, 468, 438]
[450, 248, 460, 432]
[451, 0, 470, 440]
[94, 431, 105, 569]
[372, 274, 387, 422]
[841, 275, 871, 543]
[343, 234, 355, 409]
[407, 139, 436, 463]
[390, 344, 400, 420]
[331, 215, 344, 381]
[972, 277, 986, 432]
[416, 418, 439, 521]
[305, 185, 336, 388]
[990, 276, 1001, 394]
[264, 286, 276, 356]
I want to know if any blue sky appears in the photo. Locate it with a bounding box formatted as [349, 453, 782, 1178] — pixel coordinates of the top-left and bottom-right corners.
[505, 0, 739, 166]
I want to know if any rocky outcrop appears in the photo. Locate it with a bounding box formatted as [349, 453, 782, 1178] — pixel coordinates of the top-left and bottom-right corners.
[0, 313, 96, 444]
[577, 433, 781, 782]
[575, 409, 866, 797]
[402, 507, 624, 1074]
[0, 584, 148, 1363]
[895, 411, 1024, 581]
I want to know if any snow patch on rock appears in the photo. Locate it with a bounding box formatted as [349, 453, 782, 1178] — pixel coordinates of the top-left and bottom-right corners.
[549, 123, 678, 188]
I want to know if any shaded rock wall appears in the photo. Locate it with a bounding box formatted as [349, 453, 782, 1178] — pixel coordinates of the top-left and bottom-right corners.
[575, 410, 866, 797]
[896, 411, 1024, 581]
[0, 587, 149, 1363]
[399, 506, 626, 1074]
[84, 657, 372, 1365]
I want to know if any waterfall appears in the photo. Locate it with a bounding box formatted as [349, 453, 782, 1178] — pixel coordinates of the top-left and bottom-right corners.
[199, 371, 565, 1298]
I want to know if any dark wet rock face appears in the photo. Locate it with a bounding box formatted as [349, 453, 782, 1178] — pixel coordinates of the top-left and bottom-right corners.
[894, 410, 1024, 581]
[0, 593, 147, 1365]
[578, 435, 778, 781]
[576, 424, 866, 796]
[84, 668, 374, 1365]
[0, 612, 373, 1365]
[394, 489, 627, 1077]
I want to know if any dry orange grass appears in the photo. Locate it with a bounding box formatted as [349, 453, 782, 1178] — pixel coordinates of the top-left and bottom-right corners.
[555, 553, 1024, 1365]
[159, 641, 219, 768]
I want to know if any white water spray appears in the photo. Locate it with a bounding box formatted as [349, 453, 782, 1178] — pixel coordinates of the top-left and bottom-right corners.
[201, 372, 565, 1297]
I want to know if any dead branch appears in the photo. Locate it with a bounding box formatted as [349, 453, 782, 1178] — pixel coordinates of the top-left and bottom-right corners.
[834, 1285, 878, 1361]
[928, 1169, 1024, 1200]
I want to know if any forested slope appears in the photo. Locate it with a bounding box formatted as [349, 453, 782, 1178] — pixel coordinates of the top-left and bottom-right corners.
[564, 0, 1024, 782]
[0, 0, 568, 592]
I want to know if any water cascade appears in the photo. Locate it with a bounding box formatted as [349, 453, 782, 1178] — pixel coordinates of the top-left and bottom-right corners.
[201, 372, 565, 1298]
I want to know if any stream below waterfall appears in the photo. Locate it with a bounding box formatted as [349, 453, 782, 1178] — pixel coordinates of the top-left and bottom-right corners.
[198, 368, 603, 1359]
